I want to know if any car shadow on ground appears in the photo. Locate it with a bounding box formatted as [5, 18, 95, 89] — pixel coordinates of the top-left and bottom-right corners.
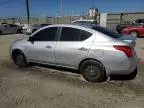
[1, 58, 143, 82]
[32, 62, 139, 82]
[137, 36, 144, 38]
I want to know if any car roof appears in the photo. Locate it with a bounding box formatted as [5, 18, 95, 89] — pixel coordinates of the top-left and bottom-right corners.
[72, 23, 98, 27]
[32, 24, 97, 36]
[72, 19, 96, 23]
[46, 24, 96, 30]
[73, 19, 95, 22]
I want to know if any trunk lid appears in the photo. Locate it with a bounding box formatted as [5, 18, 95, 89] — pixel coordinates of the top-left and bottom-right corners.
[119, 35, 137, 48]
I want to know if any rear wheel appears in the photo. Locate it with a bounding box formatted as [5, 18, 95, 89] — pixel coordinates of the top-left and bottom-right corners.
[80, 60, 106, 83]
[116, 25, 121, 33]
[130, 31, 138, 37]
[12, 52, 28, 68]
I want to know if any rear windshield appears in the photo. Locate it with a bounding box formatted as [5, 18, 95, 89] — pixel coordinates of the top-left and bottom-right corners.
[92, 26, 122, 38]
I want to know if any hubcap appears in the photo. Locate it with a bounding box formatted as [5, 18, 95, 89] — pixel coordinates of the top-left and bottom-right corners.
[85, 65, 99, 77]
[131, 32, 137, 36]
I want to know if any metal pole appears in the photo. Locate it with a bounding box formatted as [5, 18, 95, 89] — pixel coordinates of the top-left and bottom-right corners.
[92, 0, 94, 20]
[36, 16, 39, 24]
[92, 0, 94, 9]
[61, 0, 63, 16]
[46, 16, 48, 23]
[120, 13, 124, 24]
[26, 0, 30, 24]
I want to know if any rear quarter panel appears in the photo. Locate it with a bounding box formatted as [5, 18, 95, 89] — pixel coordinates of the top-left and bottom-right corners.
[87, 32, 132, 75]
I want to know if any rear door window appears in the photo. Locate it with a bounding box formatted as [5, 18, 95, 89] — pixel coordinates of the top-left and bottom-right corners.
[80, 30, 92, 41]
[60, 27, 92, 41]
[60, 27, 80, 41]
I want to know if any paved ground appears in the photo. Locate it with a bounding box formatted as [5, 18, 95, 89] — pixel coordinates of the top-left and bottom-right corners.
[0, 34, 144, 108]
[135, 38, 144, 62]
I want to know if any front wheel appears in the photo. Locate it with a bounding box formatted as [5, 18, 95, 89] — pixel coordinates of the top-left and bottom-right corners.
[80, 60, 106, 83]
[17, 29, 22, 34]
[13, 53, 28, 68]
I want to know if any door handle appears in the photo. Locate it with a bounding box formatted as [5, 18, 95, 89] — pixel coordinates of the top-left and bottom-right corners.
[45, 45, 52, 49]
[78, 47, 88, 51]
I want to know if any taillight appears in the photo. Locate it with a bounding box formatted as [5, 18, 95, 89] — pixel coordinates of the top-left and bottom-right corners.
[113, 45, 133, 57]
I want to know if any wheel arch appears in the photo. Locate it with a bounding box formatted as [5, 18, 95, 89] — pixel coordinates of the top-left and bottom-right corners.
[12, 49, 26, 60]
[12, 49, 28, 67]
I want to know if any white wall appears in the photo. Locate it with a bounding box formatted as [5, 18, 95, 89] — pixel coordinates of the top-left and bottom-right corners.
[100, 13, 107, 27]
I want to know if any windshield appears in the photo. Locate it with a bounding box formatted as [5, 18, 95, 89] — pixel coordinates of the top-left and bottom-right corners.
[92, 26, 122, 38]
[135, 19, 144, 23]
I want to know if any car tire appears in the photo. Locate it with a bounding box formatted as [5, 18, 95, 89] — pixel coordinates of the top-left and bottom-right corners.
[116, 25, 121, 33]
[80, 60, 106, 83]
[130, 31, 139, 37]
[17, 29, 22, 34]
[13, 52, 28, 68]
[0, 31, 2, 35]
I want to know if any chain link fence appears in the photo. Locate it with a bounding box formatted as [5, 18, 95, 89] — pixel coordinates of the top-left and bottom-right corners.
[0, 12, 144, 31]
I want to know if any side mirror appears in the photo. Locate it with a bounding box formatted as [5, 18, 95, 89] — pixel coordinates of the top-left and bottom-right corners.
[28, 36, 34, 42]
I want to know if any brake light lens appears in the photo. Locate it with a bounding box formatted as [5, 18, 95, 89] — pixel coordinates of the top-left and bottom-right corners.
[113, 45, 133, 57]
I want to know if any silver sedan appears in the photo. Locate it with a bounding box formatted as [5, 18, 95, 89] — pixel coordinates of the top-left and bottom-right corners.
[0, 24, 22, 35]
[9, 24, 137, 83]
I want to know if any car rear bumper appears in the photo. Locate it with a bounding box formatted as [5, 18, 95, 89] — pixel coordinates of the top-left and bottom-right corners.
[105, 55, 137, 76]
[110, 67, 137, 80]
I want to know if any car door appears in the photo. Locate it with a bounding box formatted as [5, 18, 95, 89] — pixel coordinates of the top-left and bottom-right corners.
[25, 27, 58, 64]
[55, 27, 93, 68]
[2, 24, 11, 34]
[7, 24, 15, 33]
[11, 24, 18, 33]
